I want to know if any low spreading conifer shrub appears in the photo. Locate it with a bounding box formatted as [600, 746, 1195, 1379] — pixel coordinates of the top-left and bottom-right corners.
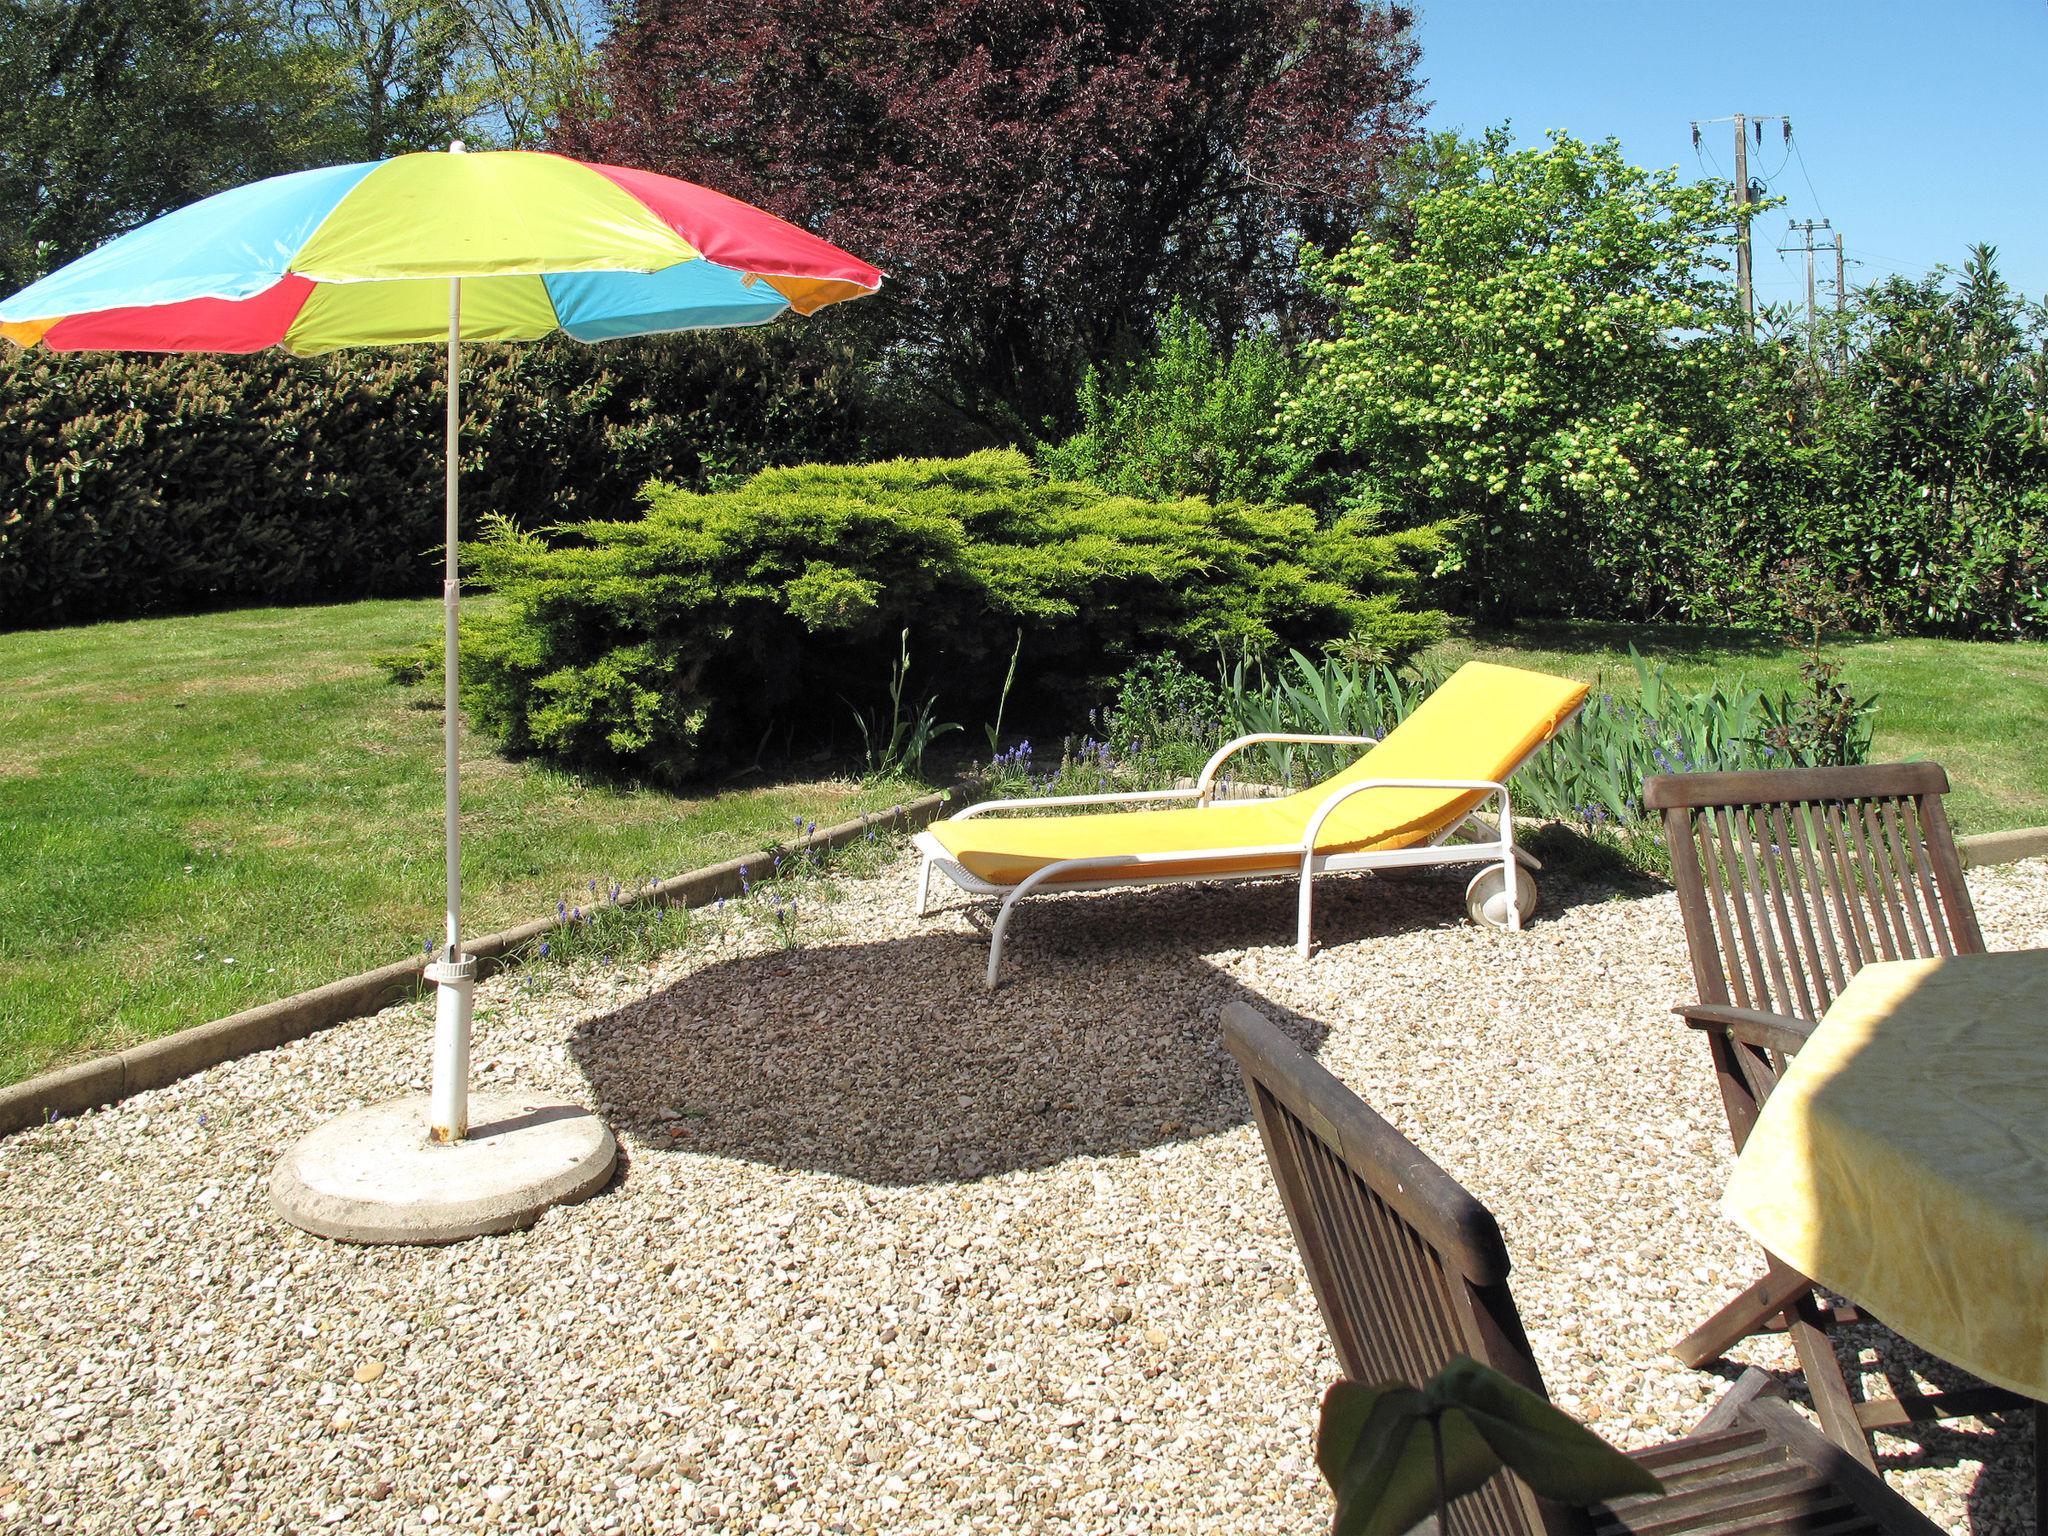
[462, 451, 1450, 782]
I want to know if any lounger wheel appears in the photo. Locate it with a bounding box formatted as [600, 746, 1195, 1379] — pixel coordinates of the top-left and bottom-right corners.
[1466, 865, 1538, 929]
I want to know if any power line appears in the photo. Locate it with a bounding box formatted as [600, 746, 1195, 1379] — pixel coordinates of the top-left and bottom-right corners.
[1754, 137, 1796, 189]
[1788, 135, 1829, 220]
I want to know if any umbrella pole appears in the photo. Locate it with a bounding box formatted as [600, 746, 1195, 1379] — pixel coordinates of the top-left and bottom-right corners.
[427, 275, 475, 1143]
[272, 265, 612, 1248]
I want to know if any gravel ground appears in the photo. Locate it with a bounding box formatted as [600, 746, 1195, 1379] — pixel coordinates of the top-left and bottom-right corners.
[2, 846, 2043, 1535]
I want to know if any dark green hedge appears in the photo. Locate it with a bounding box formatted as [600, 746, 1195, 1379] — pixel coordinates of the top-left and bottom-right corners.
[463, 450, 1449, 782]
[0, 329, 873, 629]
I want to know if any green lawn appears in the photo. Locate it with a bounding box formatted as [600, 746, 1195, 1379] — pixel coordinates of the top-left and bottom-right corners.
[0, 599, 923, 1086]
[1425, 621, 2048, 836]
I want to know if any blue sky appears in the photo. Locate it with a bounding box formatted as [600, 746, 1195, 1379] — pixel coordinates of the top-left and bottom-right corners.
[1413, 2, 2048, 308]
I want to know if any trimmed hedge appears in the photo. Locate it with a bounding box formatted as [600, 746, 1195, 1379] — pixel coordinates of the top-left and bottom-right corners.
[0, 329, 872, 629]
[464, 451, 1450, 782]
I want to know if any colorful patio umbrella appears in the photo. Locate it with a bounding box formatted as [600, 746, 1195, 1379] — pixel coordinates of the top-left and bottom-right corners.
[1, 145, 882, 1168]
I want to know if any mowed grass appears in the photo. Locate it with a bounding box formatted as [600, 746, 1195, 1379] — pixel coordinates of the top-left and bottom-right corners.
[0, 599, 925, 1086]
[1425, 621, 2048, 836]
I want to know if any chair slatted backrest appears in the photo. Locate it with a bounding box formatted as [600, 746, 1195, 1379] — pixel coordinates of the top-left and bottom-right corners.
[1220, 1000, 1588, 1536]
[1643, 764, 1984, 1025]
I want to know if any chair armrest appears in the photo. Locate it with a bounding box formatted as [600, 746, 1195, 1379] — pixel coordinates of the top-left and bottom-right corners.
[951, 787, 1202, 820]
[1194, 733, 1378, 802]
[1301, 777, 1510, 852]
[1675, 1004, 1815, 1057]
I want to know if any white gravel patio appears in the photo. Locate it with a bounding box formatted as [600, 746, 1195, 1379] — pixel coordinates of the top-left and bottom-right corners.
[2, 847, 2043, 1535]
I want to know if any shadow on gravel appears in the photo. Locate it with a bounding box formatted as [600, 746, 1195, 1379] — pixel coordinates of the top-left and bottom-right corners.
[566, 866, 1621, 1187]
[566, 880, 1351, 1187]
[1857, 1340, 2038, 1535]
[1722, 1330, 2038, 1535]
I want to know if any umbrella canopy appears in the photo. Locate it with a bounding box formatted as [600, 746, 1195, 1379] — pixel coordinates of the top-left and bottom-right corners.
[2, 147, 881, 1163]
[0, 149, 881, 350]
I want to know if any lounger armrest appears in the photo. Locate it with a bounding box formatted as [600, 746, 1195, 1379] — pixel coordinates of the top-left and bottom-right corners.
[951, 787, 1204, 820]
[1299, 777, 1511, 853]
[1194, 733, 1379, 803]
[1675, 1004, 1815, 1057]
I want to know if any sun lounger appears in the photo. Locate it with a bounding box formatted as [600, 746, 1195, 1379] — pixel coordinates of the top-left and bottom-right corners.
[915, 661, 1589, 986]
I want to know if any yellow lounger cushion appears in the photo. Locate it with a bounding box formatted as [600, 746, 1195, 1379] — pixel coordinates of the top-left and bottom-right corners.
[928, 662, 1589, 887]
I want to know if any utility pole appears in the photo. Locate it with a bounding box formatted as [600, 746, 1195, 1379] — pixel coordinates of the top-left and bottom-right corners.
[1732, 116, 1751, 336]
[1833, 230, 1847, 368]
[1779, 218, 1833, 359]
[1693, 114, 1792, 341]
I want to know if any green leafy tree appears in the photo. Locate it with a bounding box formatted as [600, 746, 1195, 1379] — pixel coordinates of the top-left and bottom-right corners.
[284, 0, 472, 158]
[285, 0, 599, 155]
[1277, 130, 1750, 620]
[450, 0, 598, 145]
[1703, 242, 2048, 637]
[0, 0, 601, 293]
[0, 0, 347, 288]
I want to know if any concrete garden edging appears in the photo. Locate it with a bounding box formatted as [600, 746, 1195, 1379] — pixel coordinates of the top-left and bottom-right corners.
[0, 789, 957, 1138]
[1957, 825, 2048, 869]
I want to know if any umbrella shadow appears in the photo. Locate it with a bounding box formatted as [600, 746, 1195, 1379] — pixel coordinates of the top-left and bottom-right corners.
[566, 909, 1341, 1189]
[567, 862, 1616, 1188]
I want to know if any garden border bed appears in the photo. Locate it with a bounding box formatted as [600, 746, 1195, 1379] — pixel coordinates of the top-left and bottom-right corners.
[0, 789, 957, 1137]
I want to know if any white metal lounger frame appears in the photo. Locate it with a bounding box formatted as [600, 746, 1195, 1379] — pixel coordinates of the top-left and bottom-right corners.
[914, 710, 1584, 987]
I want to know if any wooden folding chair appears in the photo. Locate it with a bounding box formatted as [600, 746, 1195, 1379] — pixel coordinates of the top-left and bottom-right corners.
[1220, 998, 1944, 1536]
[1644, 763, 2023, 1463]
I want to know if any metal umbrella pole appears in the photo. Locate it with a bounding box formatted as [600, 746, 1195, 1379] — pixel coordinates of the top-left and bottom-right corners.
[426, 272, 474, 1144]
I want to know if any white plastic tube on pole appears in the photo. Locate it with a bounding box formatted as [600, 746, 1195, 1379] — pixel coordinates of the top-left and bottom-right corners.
[426, 250, 475, 1143]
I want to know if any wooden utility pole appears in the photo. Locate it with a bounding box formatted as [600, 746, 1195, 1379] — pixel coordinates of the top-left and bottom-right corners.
[1833, 230, 1847, 368]
[1780, 218, 1833, 359]
[1693, 114, 1791, 342]
[1732, 115, 1751, 338]
[1802, 223, 1818, 353]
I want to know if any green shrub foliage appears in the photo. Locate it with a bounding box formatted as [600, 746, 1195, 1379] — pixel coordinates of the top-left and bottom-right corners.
[0, 328, 871, 628]
[1273, 130, 2048, 637]
[1037, 300, 1299, 505]
[1278, 130, 1741, 620]
[462, 451, 1449, 782]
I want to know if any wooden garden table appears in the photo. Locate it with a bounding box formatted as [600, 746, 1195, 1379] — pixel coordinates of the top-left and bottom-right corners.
[1722, 948, 2048, 1523]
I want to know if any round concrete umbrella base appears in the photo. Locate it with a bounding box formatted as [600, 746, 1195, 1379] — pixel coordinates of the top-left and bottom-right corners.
[271, 1093, 616, 1245]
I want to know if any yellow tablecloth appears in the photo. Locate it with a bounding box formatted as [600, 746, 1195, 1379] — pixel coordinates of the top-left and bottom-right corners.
[1723, 949, 2048, 1401]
